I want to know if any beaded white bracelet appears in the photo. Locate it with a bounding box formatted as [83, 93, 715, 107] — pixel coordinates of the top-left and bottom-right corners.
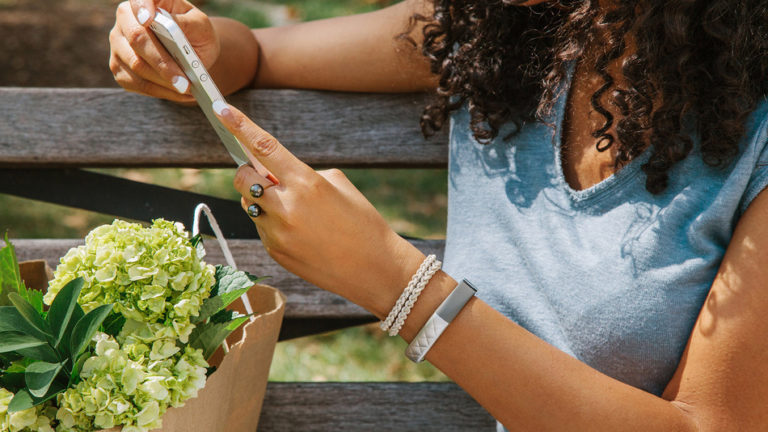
[380, 254, 437, 333]
[388, 258, 442, 336]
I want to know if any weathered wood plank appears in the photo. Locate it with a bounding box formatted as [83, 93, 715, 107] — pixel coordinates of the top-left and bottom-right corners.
[259, 382, 495, 431]
[0, 88, 447, 168]
[12, 238, 445, 320]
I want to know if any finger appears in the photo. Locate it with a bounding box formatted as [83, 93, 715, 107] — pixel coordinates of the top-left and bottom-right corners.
[233, 165, 279, 209]
[316, 168, 348, 184]
[241, 196, 266, 220]
[111, 30, 183, 94]
[128, 0, 202, 45]
[128, 0, 156, 26]
[117, 4, 190, 94]
[113, 57, 195, 102]
[248, 159, 280, 187]
[212, 102, 310, 180]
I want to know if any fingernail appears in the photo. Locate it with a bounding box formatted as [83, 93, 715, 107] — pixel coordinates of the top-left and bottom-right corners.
[212, 100, 230, 117]
[172, 76, 189, 93]
[137, 7, 150, 25]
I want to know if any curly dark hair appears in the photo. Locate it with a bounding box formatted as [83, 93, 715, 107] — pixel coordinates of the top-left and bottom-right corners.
[400, 0, 768, 193]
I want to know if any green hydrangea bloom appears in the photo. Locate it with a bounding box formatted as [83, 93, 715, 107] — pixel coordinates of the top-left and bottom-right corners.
[44, 219, 215, 343]
[0, 388, 56, 432]
[56, 333, 208, 432]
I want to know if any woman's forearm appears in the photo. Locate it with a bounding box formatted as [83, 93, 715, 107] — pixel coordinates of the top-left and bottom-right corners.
[252, 0, 437, 92]
[208, 17, 260, 96]
[384, 268, 698, 431]
[209, 0, 436, 95]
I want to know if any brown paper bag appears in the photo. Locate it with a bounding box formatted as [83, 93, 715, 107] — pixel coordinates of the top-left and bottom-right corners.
[19, 260, 286, 432]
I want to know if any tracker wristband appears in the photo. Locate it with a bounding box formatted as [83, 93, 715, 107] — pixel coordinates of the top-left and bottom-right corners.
[405, 279, 477, 363]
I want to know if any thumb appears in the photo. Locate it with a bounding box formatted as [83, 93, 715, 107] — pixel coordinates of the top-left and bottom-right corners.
[171, 7, 215, 47]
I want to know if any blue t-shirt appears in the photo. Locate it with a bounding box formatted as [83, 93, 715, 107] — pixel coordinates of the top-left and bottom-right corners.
[441, 71, 768, 400]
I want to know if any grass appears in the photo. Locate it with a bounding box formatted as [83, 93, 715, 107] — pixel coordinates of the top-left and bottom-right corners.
[1, 0, 450, 383]
[270, 324, 449, 382]
[266, 0, 397, 22]
[201, 2, 271, 28]
[201, 0, 398, 27]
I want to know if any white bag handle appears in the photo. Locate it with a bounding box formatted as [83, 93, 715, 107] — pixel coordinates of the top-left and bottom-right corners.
[192, 203, 256, 319]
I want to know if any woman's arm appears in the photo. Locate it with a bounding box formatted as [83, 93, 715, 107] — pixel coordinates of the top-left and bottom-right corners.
[111, 0, 435, 100]
[251, 0, 437, 92]
[217, 103, 768, 431]
[389, 188, 768, 431]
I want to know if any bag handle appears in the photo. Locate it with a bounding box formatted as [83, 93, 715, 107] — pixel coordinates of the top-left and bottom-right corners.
[192, 203, 255, 319]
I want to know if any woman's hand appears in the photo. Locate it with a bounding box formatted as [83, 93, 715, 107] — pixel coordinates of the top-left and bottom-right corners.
[109, 0, 220, 102]
[213, 102, 427, 317]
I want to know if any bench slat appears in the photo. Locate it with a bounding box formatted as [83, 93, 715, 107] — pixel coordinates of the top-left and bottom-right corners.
[0, 88, 447, 168]
[259, 382, 495, 431]
[13, 238, 444, 320]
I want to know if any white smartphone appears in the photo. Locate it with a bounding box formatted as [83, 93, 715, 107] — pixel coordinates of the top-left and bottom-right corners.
[149, 8, 250, 166]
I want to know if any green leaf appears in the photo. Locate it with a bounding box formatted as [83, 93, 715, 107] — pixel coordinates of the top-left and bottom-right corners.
[0, 360, 29, 392]
[0, 306, 50, 341]
[247, 274, 270, 284]
[0, 233, 23, 307]
[60, 303, 84, 358]
[4, 360, 29, 374]
[101, 311, 126, 338]
[0, 332, 46, 353]
[69, 351, 90, 386]
[23, 289, 45, 315]
[209, 309, 243, 324]
[8, 378, 67, 412]
[69, 304, 113, 358]
[188, 314, 250, 359]
[210, 265, 257, 299]
[8, 388, 35, 412]
[15, 344, 59, 363]
[211, 265, 252, 297]
[8, 293, 51, 340]
[0, 371, 25, 392]
[25, 361, 63, 398]
[192, 287, 250, 325]
[193, 265, 261, 325]
[46, 278, 84, 349]
[0, 234, 43, 314]
[190, 234, 205, 260]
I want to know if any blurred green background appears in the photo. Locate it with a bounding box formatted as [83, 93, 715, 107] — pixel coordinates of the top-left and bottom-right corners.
[0, 0, 449, 382]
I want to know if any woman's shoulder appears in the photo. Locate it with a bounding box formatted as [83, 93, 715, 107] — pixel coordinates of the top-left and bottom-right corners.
[727, 95, 768, 217]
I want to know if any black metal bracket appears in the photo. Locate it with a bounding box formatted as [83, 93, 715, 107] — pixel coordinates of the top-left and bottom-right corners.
[0, 169, 257, 238]
[278, 317, 378, 341]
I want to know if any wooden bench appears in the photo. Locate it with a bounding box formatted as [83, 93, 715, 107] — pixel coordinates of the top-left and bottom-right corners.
[0, 88, 496, 430]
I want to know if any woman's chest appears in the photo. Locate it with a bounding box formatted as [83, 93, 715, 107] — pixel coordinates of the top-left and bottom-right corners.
[559, 46, 656, 192]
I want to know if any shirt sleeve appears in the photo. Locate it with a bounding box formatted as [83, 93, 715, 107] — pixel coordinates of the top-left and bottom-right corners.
[738, 109, 768, 217]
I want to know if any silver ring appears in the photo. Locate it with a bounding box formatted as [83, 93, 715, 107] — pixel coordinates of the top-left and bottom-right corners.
[250, 183, 264, 198]
[247, 203, 262, 218]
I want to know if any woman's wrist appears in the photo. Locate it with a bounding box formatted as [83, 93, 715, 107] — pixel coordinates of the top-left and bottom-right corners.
[395, 269, 458, 343]
[208, 17, 260, 95]
[367, 235, 458, 343]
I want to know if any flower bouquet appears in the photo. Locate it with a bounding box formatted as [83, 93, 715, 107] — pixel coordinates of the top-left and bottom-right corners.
[1, 215, 285, 432]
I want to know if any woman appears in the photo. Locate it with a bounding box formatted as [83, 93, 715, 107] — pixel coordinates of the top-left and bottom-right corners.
[109, 0, 768, 429]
